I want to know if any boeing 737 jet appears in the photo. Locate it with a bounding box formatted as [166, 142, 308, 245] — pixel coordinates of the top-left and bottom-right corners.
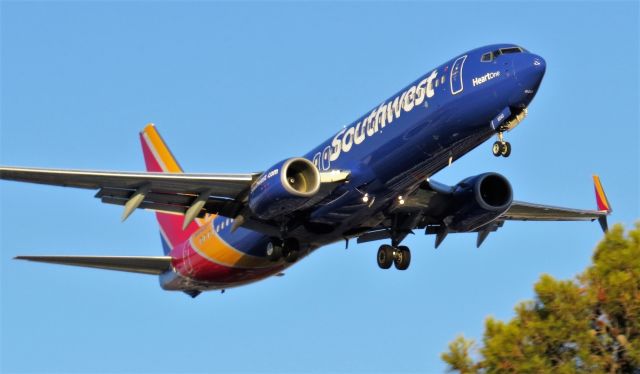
[1, 44, 612, 297]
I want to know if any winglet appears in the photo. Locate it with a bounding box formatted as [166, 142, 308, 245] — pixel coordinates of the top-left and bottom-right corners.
[593, 175, 611, 233]
[593, 175, 612, 213]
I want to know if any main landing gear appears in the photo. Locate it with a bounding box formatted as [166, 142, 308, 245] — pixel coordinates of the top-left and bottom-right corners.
[266, 238, 300, 263]
[492, 131, 511, 157]
[377, 244, 411, 270]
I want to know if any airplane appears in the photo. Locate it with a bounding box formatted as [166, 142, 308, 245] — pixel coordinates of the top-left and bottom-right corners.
[1, 44, 612, 298]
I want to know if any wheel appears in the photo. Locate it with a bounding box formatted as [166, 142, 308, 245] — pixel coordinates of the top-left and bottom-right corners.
[492, 142, 502, 157]
[394, 246, 411, 270]
[284, 249, 299, 263]
[266, 241, 283, 262]
[283, 238, 300, 263]
[501, 142, 511, 157]
[377, 245, 394, 269]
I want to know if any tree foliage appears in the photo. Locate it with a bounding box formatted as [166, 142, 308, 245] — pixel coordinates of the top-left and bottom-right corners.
[442, 223, 640, 373]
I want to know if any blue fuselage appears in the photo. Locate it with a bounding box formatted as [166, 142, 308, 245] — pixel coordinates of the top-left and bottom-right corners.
[163, 44, 546, 290]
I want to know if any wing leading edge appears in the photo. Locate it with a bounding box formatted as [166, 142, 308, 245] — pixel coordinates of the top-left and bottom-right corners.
[501, 175, 612, 232]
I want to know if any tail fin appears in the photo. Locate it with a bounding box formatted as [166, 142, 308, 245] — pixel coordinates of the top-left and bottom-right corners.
[140, 124, 199, 254]
[140, 123, 183, 173]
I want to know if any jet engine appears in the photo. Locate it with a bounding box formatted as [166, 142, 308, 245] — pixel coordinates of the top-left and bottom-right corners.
[446, 172, 513, 232]
[248, 158, 320, 219]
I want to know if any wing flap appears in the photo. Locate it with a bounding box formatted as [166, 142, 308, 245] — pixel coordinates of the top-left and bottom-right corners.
[14, 255, 173, 275]
[99, 194, 242, 218]
[96, 187, 196, 205]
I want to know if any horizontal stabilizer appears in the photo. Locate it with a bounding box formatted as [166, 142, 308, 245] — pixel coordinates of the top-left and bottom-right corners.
[14, 255, 173, 275]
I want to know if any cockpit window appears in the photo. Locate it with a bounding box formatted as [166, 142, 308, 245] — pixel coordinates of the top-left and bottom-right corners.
[482, 47, 523, 62]
[499, 47, 523, 54]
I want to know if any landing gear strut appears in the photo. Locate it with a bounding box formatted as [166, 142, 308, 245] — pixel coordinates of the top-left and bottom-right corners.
[266, 238, 300, 263]
[492, 131, 511, 158]
[377, 244, 411, 270]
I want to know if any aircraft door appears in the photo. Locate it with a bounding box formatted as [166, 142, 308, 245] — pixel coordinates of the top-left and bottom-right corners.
[450, 55, 467, 95]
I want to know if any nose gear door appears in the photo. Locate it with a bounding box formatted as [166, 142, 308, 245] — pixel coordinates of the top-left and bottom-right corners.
[450, 55, 467, 95]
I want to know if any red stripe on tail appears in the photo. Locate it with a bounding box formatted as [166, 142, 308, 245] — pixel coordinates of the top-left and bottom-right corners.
[140, 124, 199, 254]
[140, 132, 164, 173]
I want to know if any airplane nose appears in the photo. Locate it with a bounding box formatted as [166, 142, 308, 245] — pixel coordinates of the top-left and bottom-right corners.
[519, 53, 546, 85]
[511, 53, 546, 107]
[530, 54, 546, 80]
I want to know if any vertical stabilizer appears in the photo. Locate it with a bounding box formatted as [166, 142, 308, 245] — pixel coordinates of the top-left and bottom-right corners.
[139, 124, 200, 254]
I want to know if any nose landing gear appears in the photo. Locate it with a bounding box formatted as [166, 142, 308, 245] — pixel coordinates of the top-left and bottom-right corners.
[492, 131, 511, 157]
[491, 108, 527, 158]
[376, 244, 411, 270]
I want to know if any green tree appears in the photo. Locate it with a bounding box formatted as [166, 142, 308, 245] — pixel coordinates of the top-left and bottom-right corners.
[442, 223, 640, 373]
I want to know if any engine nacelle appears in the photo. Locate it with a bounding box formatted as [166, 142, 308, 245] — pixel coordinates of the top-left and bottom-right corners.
[447, 172, 513, 232]
[249, 158, 320, 219]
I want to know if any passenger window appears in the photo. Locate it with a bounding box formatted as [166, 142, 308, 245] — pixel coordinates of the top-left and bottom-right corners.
[481, 52, 493, 62]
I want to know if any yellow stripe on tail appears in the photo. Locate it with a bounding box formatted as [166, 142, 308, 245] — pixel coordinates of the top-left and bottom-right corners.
[593, 175, 612, 213]
[140, 123, 183, 173]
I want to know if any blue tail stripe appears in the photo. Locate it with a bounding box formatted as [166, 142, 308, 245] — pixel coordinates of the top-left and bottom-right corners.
[159, 232, 172, 255]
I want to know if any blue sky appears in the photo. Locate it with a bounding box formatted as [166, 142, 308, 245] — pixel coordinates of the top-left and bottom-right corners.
[1, 1, 638, 373]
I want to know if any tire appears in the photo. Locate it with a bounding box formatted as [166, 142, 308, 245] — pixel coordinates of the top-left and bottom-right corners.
[492, 142, 502, 157]
[394, 246, 411, 270]
[283, 238, 300, 263]
[377, 245, 394, 269]
[284, 249, 299, 263]
[266, 241, 283, 262]
[501, 142, 512, 157]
